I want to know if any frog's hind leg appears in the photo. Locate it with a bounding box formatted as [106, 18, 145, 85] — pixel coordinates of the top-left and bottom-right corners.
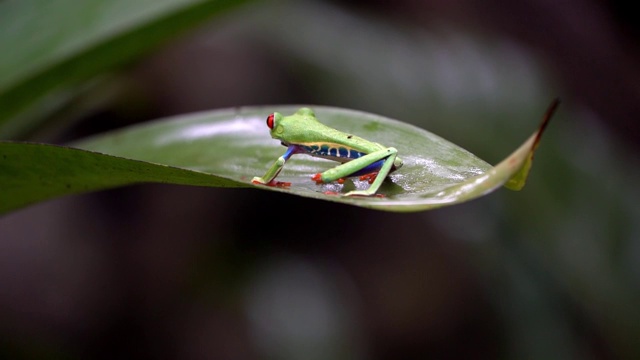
[313, 147, 398, 196]
[312, 159, 383, 184]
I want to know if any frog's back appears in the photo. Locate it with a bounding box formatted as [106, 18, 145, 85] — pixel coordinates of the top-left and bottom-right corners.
[294, 122, 385, 162]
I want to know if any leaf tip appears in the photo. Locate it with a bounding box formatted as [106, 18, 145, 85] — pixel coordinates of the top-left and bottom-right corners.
[504, 98, 560, 191]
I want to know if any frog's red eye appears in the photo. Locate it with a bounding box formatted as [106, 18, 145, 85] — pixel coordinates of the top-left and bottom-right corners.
[266, 113, 275, 129]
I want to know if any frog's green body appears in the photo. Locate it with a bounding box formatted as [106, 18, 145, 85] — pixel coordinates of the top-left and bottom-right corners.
[252, 108, 402, 196]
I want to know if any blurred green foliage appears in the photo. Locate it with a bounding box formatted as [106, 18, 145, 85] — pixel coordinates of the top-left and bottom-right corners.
[0, 0, 250, 138]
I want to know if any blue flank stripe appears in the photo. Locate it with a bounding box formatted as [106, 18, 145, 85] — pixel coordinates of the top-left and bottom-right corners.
[302, 144, 367, 159]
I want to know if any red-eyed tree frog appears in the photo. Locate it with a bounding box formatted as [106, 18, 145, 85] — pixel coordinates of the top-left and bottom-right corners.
[252, 108, 403, 196]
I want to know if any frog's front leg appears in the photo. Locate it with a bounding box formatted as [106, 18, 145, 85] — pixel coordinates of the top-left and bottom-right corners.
[252, 145, 299, 187]
[313, 147, 398, 196]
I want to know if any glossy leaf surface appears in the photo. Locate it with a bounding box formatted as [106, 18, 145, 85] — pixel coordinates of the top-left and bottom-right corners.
[1, 105, 552, 214]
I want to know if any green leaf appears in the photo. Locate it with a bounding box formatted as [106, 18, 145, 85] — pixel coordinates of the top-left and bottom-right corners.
[0, 0, 250, 139]
[0, 142, 242, 215]
[0, 105, 555, 214]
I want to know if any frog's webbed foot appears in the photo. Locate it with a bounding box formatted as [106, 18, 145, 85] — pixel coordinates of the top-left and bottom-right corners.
[252, 177, 291, 188]
[312, 173, 346, 185]
[358, 172, 378, 184]
[343, 190, 386, 197]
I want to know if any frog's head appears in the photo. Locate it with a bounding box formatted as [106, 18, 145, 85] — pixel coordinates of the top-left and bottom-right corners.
[265, 108, 318, 144]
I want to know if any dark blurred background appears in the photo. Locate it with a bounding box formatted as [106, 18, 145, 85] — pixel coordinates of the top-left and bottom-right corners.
[2, 0, 640, 358]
